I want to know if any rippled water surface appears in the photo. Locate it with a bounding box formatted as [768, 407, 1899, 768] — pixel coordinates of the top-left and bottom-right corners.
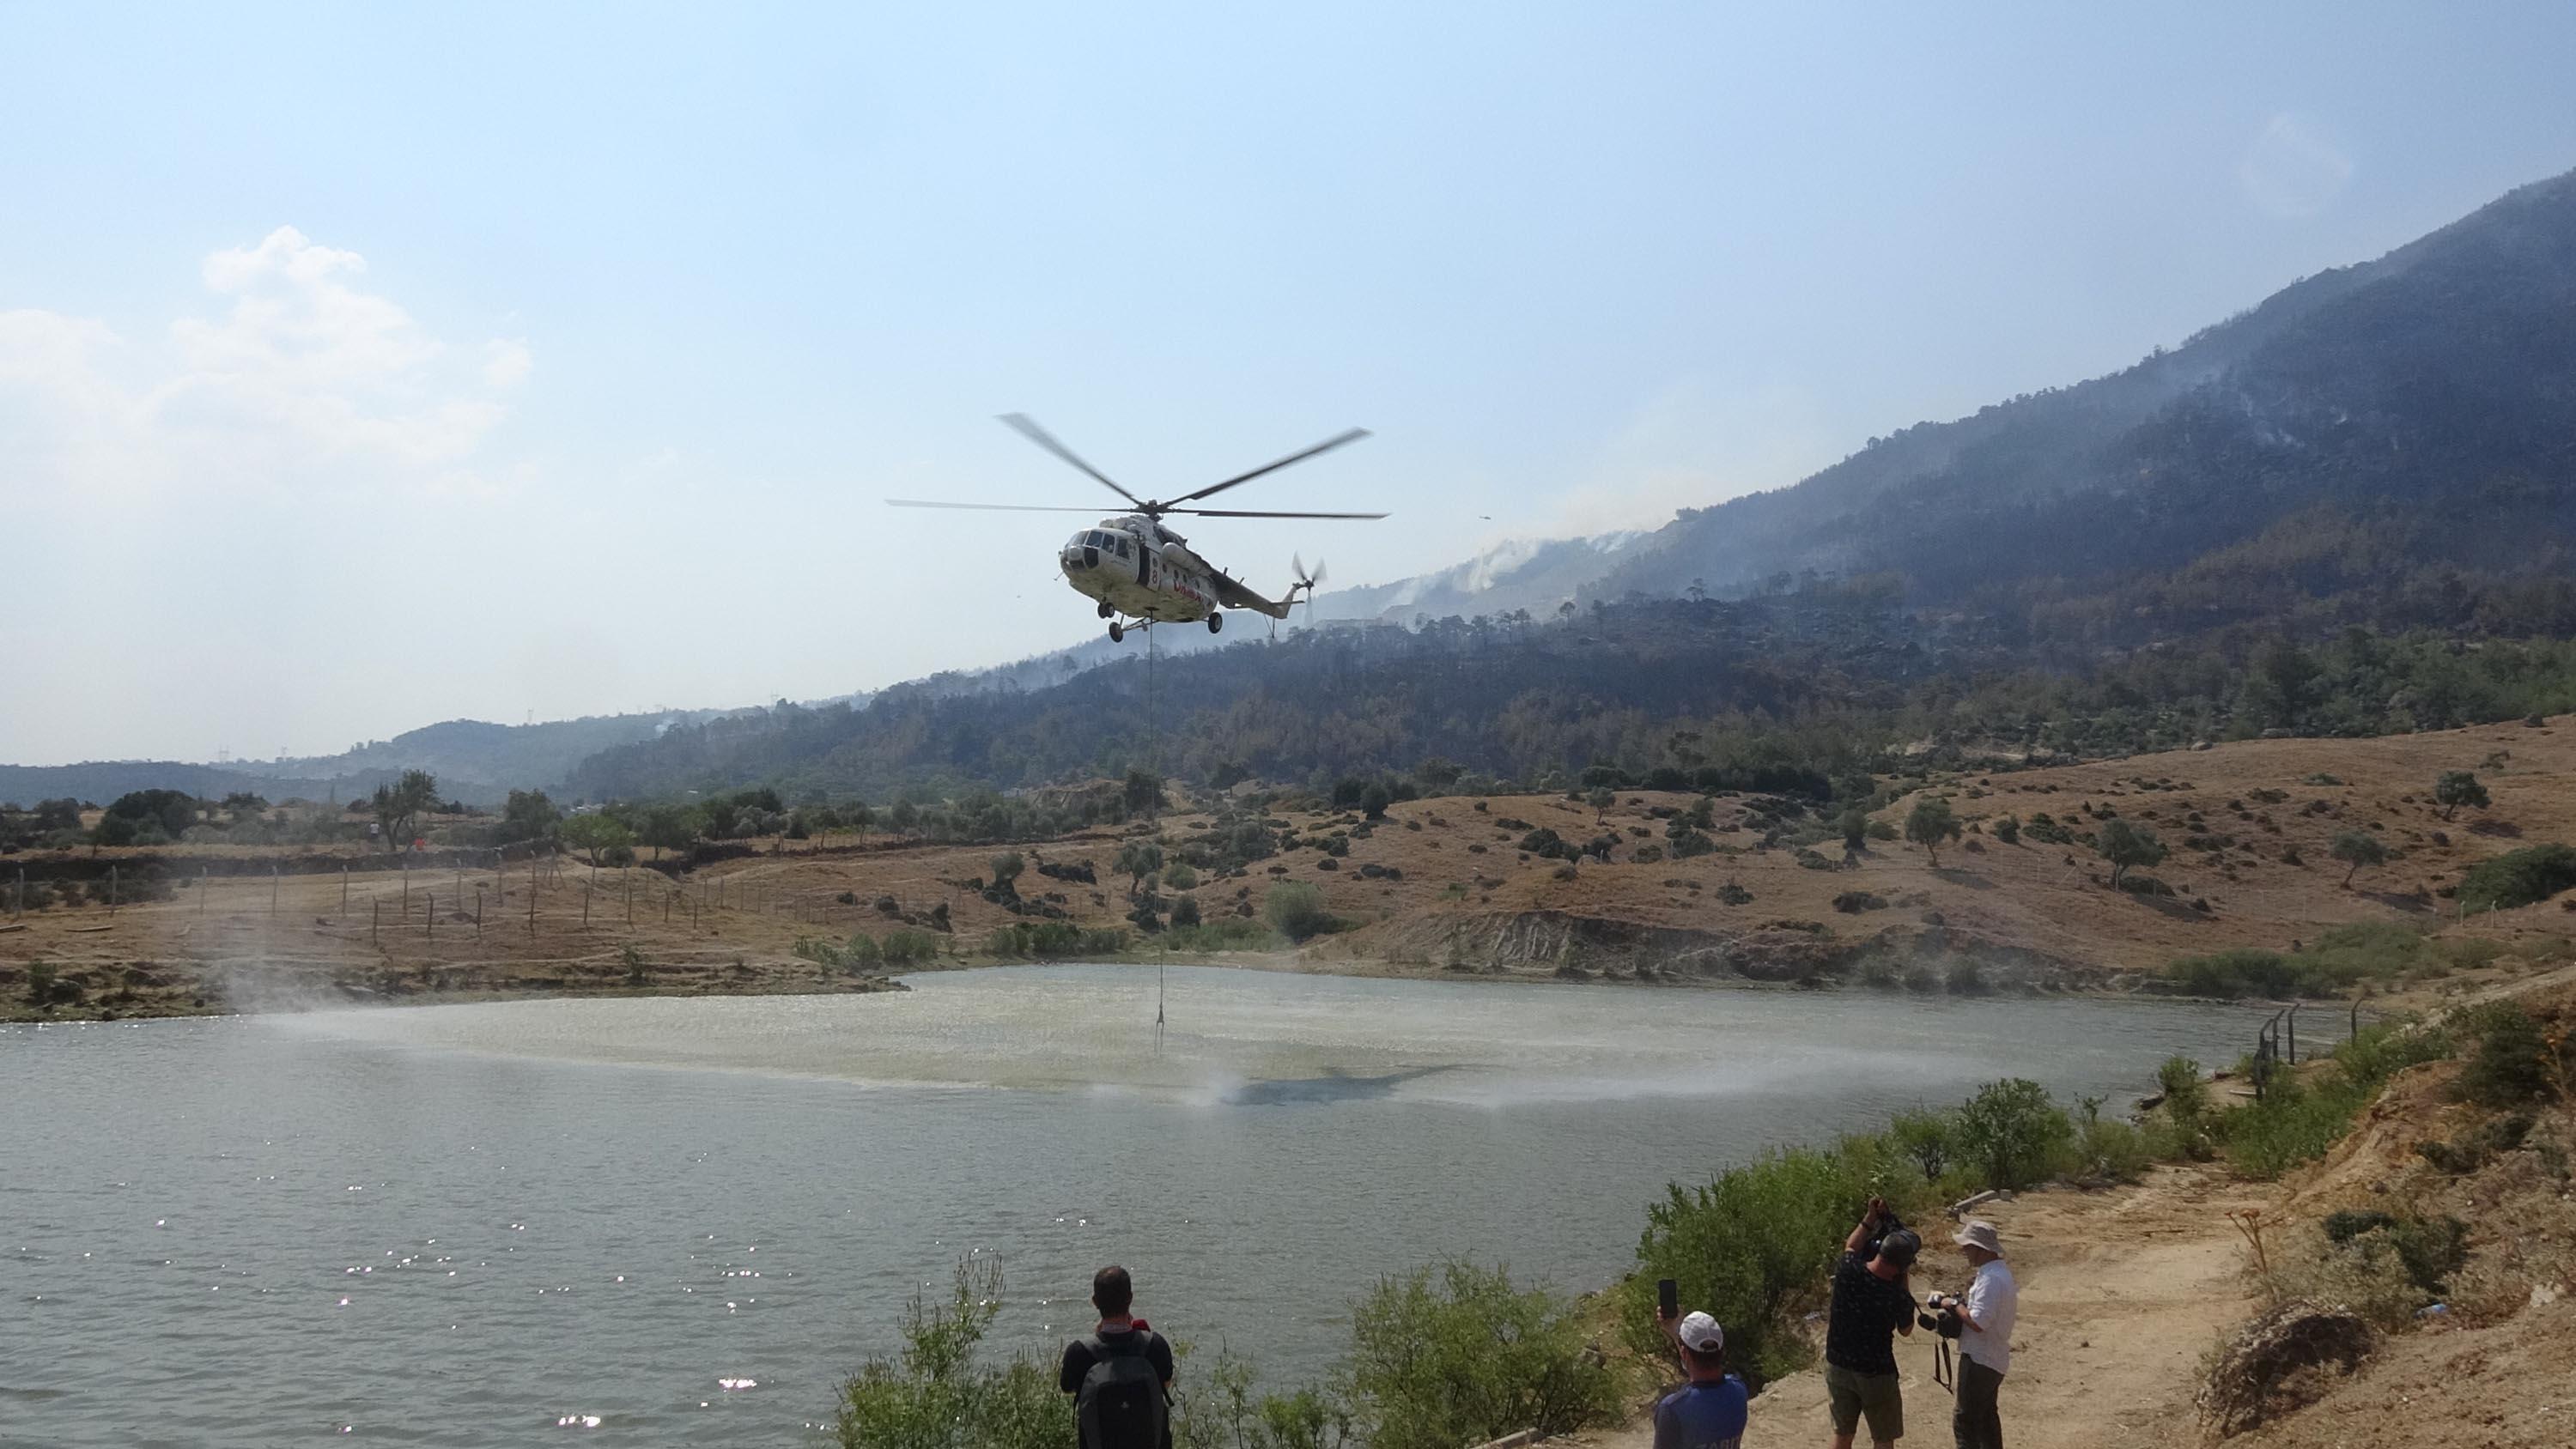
[3, 967, 2258, 1446]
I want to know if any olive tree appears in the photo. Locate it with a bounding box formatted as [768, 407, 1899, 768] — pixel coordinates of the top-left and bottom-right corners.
[2433, 770, 2489, 821]
[2330, 829, 2389, 887]
[2096, 818, 2167, 890]
[1905, 797, 1962, 868]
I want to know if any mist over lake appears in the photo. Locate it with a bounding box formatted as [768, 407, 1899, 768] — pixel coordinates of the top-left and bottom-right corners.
[3, 967, 2258, 1446]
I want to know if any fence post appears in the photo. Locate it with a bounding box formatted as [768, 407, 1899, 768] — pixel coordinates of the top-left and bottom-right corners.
[342, 864, 349, 912]
[200, 866, 208, 915]
[583, 880, 592, 929]
[373, 899, 380, 945]
[427, 892, 435, 939]
[476, 887, 484, 937]
[109, 864, 118, 917]
[2286, 1003, 2299, 1065]
[270, 865, 279, 916]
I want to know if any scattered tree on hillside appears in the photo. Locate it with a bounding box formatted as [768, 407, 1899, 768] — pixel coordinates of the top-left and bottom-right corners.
[561, 813, 635, 868]
[1905, 797, 1962, 868]
[501, 789, 562, 842]
[2433, 770, 2490, 821]
[1362, 781, 1394, 821]
[1993, 815, 2021, 845]
[1586, 787, 1614, 825]
[1838, 803, 1870, 852]
[638, 803, 699, 860]
[988, 852, 1024, 896]
[1123, 769, 1163, 821]
[371, 770, 439, 851]
[1114, 840, 1163, 899]
[2330, 830, 2389, 888]
[2097, 818, 2168, 890]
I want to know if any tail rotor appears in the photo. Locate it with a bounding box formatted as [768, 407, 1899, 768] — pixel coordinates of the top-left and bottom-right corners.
[1291, 554, 1327, 618]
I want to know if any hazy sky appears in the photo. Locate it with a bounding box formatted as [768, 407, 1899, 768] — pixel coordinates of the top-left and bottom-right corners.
[6, 3, 2575, 767]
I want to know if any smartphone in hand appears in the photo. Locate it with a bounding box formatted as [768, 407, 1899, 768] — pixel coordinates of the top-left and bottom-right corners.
[1656, 1277, 1679, 1319]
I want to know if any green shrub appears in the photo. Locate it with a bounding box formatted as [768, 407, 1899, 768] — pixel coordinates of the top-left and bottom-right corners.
[2454, 1003, 2555, 1106]
[882, 928, 942, 965]
[1886, 1108, 1953, 1181]
[2330, 1019, 2451, 1089]
[2216, 1072, 2373, 1179]
[1952, 1078, 2075, 1191]
[1178, 1353, 1353, 1449]
[2156, 1056, 2208, 1125]
[1264, 882, 1338, 943]
[833, 1261, 1065, 1449]
[2455, 843, 2576, 912]
[1346, 1262, 1614, 1449]
[2072, 1098, 2153, 1182]
[2165, 924, 2433, 997]
[1627, 1145, 1882, 1384]
[1162, 919, 1273, 953]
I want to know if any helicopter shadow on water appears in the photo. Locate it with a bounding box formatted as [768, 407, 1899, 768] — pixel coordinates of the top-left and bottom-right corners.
[1221, 1064, 1464, 1107]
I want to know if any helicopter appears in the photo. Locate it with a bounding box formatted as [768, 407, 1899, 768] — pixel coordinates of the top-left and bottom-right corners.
[889, 415, 1383, 642]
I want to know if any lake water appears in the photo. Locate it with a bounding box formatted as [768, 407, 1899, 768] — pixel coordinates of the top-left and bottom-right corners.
[1, 967, 2257, 1446]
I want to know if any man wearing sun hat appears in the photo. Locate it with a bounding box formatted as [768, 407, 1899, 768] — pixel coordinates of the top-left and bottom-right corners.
[1651, 1304, 1747, 1449]
[1947, 1221, 2016, 1449]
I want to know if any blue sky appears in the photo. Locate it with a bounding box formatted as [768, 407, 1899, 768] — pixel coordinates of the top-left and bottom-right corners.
[5, 2, 2575, 767]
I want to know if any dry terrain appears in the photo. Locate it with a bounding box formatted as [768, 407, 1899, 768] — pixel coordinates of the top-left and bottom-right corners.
[5, 715, 2575, 1020]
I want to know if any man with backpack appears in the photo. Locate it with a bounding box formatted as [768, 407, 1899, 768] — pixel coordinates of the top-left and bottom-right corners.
[1060, 1264, 1175, 1449]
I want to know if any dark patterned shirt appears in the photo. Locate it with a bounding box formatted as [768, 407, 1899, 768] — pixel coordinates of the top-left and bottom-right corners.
[1824, 1251, 1913, 1374]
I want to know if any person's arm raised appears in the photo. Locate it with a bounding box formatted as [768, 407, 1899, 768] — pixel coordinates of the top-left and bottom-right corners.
[1844, 1197, 1886, 1256]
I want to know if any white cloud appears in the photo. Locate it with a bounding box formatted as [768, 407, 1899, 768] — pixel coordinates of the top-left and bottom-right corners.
[2239, 112, 2354, 221]
[0, 226, 528, 505]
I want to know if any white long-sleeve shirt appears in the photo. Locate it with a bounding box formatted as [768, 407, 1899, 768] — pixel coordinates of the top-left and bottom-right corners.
[1962, 1258, 2019, 1376]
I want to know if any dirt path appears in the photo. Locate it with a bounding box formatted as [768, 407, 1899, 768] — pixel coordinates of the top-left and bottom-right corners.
[1576, 1165, 2269, 1449]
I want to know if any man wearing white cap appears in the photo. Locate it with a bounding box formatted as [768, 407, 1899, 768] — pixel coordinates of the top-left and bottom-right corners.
[1652, 1305, 1747, 1449]
[1947, 1222, 2016, 1449]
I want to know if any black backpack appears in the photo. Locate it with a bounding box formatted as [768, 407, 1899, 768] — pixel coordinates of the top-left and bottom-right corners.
[1075, 1331, 1168, 1449]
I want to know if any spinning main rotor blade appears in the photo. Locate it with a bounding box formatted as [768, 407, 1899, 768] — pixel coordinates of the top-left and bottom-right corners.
[885, 499, 1109, 512]
[1163, 427, 1371, 507]
[1172, 507, 1388, 519]
[998, 414, 1143, 506]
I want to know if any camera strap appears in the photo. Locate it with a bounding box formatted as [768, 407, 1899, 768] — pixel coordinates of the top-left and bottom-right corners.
[1932, 1338, 1954, 1397]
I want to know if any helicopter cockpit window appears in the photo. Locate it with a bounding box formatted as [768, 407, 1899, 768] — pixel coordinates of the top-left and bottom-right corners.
[1113, 537, 1130, 557]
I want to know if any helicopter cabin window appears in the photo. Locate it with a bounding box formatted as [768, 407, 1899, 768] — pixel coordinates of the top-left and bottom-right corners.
[1113, 536, 1130, 558]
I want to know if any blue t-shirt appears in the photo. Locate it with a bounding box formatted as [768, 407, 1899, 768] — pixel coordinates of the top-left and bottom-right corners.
[1653, 1376, 1748, 1449]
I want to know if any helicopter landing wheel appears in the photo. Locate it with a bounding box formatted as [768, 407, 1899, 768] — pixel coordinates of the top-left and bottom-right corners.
[1108, 621, 1125, 643]
[1097, 601, 1115, 619]
[1207, 612, 1223, 634]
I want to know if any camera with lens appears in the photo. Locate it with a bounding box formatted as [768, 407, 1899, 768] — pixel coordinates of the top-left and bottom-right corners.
[1917, 1290, 1965, 1339]
[1861, 1203, 1906, 1261]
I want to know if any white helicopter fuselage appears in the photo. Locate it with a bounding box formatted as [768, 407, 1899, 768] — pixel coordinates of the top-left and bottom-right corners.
[1061, 516, 1291, 624]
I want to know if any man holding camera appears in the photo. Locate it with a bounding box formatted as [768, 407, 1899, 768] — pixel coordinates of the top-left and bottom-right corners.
[1825, 1197, 1919, 1449]
[1942, 1222, 2015, 1449]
